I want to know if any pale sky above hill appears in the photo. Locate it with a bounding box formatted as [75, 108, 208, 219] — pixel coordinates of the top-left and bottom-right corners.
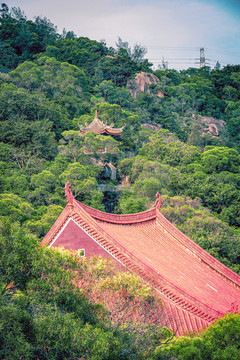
[5, 0, 240, 70]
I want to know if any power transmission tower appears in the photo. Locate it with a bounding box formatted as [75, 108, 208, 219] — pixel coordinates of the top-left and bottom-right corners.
[200, 47, 205, 68]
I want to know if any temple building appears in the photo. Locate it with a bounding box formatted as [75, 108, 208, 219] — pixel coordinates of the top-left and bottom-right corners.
[41, 183, 240, 335]
[79, 110, 124, 136]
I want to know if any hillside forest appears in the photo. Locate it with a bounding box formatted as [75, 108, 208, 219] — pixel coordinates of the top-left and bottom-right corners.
[0, 4, 240, 360]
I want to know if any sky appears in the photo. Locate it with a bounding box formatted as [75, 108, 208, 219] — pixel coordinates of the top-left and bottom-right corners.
[5, 0, 240, 70]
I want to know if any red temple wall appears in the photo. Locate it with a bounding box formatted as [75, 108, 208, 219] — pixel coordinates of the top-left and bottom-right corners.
[50, 219, 121, 262]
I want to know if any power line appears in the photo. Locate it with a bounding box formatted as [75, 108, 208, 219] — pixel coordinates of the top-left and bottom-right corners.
[205, 47, 240, 58]
[147, 46, 199, 50]
[147, 46, 240, 69]
[147, 45, 240, 58]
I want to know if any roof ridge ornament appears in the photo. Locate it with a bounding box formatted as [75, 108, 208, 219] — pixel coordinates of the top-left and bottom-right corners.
[154, 192, 162, 209]
[65, 181, 74, 205]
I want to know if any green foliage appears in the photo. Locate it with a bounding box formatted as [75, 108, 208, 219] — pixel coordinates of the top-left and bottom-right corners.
[118, 158, 134, 176]
[139, 130, 200, 167]
[0, 220, 39, 292]
[60, 162, 99, 194]
[154, 313, 240, 360]
[0, 82, 69, 159]
[31, 170, 57, 191]
[0, 221, 104, 357]
[9, 55, 90, 118]
[99, 272, 154, 299]
[44, 37, 108, 79]
[1, 170, 29, 195]
[0, 40, 19, 69]
[224, 100, 240, 149]
[94, 80, 134, 107]
[25, 204, 63, 237]
[94, 48, 139, 87]
[117, 192, 147, 214]
[0, 300, 34, 359]
[0, 3, 58, 69]
[130, 130, 240, 227]
[132, 177, 161, 199]
[202, 146, 240, 173]
[201, 313, 240, 360]
[81, 132, 122, 160]
[0, 193, 34, 223]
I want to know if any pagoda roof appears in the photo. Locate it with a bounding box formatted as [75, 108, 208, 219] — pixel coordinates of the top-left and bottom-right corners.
[42, 186, 240, 335]
[79, 110, 124, 136]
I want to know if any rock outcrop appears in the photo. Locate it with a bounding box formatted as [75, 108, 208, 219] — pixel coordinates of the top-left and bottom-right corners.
[141, 123, 162, 132]
[127, 72, 164, 98]
[194, 114, 226, 136]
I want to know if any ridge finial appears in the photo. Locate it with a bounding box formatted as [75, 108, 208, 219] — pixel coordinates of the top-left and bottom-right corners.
[65, 181, 74, 205]
[154, 192, 162, 209]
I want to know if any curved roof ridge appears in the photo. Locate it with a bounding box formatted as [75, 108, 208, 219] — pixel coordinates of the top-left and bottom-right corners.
[75, 200, 157, 224]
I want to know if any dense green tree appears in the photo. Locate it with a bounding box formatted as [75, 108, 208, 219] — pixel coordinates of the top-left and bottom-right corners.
[0, 40, 18, 69]
[25, 204, 63, 237]
[115, 36, 152, 71]
[117, 192, 147, 214]
[154, 313, 240, 360]
[210, 64, 240, 100]
[94, 48, 139, 87]
[0, 3, 59, 69]
[139, 130, 200, 166]
[0, 193, 34, 224]
[0, 220, 39, 292]
[224, 100, 240, 149]
[132, 177, 161, 199]
[9, 56, 90, 118]
[58, 130, 84, 163]
[94, 80, 134, 108]
[0, 300, 34, 359]
[201, 146, 240, 174]
[1, 170, 29, 195]
[154, 68, 185, 86]
[59, 162, 104, 208]
[44, 37, 108, 79]
[0, 82, 72, 159]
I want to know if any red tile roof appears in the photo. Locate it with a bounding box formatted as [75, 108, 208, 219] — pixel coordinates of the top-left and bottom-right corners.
[78, 110, 124, 136]
[42, 197, 240, 335]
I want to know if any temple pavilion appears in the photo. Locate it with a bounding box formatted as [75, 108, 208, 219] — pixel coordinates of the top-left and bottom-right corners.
[42, 183, 240, 335]
[79, 110, 125, 136]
